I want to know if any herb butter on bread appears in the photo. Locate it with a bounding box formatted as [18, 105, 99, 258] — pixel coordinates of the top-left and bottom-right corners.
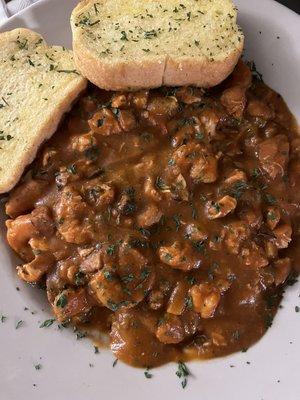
[71, 0, 244, 91]
[0, 28, 87, 193]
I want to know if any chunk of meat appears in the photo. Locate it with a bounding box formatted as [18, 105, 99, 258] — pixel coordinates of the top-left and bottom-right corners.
[118, 110, 136, 131]
[265, 206, 281, 230]
[175, 87, 202, 104]
[71, 132, 97, 153]
[82, 180, 115, 210]
[171, 174, 189, 201]
[131, 90, 149, 109]
[147, 96, 178, 117]
[190, 283, 221, 318]
[6, 214, 39, 261]
[205, 196, 237, 219]
[273, 258, 292, 286]
[264, 240, 278, 259]
[80, 250, 103, 273]
[221, 86, 246, 119]
[224, 221, 250, 254]
[224, 169, 247, 186]
[137, 204, 163, 227]
[134, 155, 156, 177]
[89, 266, 136, 310]
[89, 246, 155, 310]
[6, 179, 49, 218]
[17, 253, 54, 283]
[111, 93, 128, 108]
[172, 142, 202, 168]
[144, 177, 162, 202]
[31, 206, 54, 237]
[185, 223, 208, 241]
[148, 290, 165, 310]
[239, 207, 263, 229]
[89, 108, 122, 135]
[167, 281, 189, 316]
[199, 109, 220, 138]
[156, 311, 200, 344]
[117, 193, 137, 216]
[158, 241, 201, 271]
[54, 187, 95, 244]
[258, 135, 289, 179]
[41, 147, 58, 169]
[240, 243, 269, 269]
[273, 224, 292, 249]
[52, 288, 92, 323]
[247, 99, 275, 120]
[190, 153, 218, 183]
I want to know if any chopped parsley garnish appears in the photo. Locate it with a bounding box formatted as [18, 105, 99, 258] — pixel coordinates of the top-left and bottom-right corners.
[185, 296, 193, 309]
[106, 244, 116, 256]
[56, 294, 68, 308]
[121, 274, 134, 284]
[39, 319, 55, 328]
[176, 361, 190, 389]
[67, 164, 77, 175]
[34, 364, 42, 370]
[15, 320, 24, 329]
[144, 368, 153, 378]
[16, 38, 28, 50]
[186, 275, 196, 285]
[144, 30, 157, 39]
[264, 193, 277, 205]
[103, 270, 114, 281]
[1, 314, 7, 323]
[172, 214, 181, 231]
[76, 331, 87, 340]
[120, 31, 129, 41]
[140, 267, 150, 280]
[112, 358, 118, 367]
[195, 132, 204, 141]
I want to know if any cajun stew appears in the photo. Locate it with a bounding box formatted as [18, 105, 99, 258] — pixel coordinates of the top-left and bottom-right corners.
[5, 60, 300, 367]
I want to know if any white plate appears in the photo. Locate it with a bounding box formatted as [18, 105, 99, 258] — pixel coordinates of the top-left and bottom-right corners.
[0, 1, 299, 399]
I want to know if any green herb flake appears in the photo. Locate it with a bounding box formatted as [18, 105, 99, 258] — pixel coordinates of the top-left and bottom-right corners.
[144, 369, 153, 379]
[34, 364, 42, 370]
[120, 31, 129, 41]
[264, 193, 277, 205]
[103, 270, 114, 281]
[39, 319, 55, 328]
[172, 214, 181, 231]
[176, 361, 190, 389]
[67, 164, 77, 175]
[15, 320, 24, 329]
[56, 294, 68, 308]
[106, 244, 116, 256]
[1, 314, 7, 323]
[186, 275, 196, 285]
[112, 358, 118, 367]
[195, 132, 204, 141]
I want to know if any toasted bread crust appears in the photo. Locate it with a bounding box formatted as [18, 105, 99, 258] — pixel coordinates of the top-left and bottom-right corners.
[71, 0, 244, 91]
[0, 28, 87, 193]
[73, 40, 165, 91]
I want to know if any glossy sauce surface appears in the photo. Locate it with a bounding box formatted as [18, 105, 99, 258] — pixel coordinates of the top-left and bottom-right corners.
[5, 61, 300, 367]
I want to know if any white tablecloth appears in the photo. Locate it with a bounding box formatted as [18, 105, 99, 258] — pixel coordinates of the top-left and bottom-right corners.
[0, 0, 39, 24]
